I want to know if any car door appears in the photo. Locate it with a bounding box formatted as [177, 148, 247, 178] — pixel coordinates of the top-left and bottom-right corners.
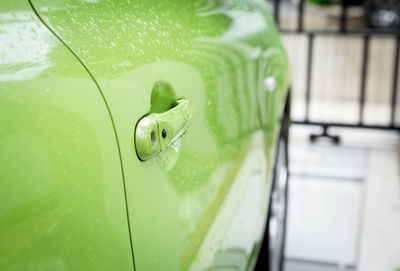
[30, 0, 290, 270]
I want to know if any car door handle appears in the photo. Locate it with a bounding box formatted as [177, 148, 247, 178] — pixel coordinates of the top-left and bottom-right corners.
[134, 99, 192, 161]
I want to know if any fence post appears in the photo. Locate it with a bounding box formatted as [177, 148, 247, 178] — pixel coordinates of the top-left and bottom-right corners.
[390, 37, 400, 127]
[305, 33, 314, 122]
[359, 35, 370, 125]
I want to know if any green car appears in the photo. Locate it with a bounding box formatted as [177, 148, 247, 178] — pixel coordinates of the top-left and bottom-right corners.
[0, 0, 291, 270]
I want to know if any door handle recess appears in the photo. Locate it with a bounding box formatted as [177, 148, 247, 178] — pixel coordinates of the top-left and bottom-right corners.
[134, 99, 192, 161]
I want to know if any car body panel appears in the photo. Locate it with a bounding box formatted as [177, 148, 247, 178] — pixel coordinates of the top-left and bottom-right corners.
[0, 0, 134, 270]
[4, 0, 291, 270]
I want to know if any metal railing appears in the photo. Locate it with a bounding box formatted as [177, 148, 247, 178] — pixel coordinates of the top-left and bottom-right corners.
[271, 0, 400, 142]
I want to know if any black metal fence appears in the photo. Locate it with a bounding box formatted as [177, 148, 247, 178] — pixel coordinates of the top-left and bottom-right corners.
[271, 0, 400, 142]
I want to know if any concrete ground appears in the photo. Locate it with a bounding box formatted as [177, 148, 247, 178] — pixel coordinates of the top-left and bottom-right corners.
[284, 125, 400, 271]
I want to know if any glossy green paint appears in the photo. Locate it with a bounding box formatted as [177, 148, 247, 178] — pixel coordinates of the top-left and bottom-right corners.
[0, 0, 134, 270]
[2, 0, 291, 270]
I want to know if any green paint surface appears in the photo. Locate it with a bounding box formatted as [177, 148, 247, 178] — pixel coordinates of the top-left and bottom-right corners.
[0, 0, 134, 270]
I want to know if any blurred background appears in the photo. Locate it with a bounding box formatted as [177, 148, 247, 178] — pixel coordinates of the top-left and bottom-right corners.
[265, 0, 400, 270]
